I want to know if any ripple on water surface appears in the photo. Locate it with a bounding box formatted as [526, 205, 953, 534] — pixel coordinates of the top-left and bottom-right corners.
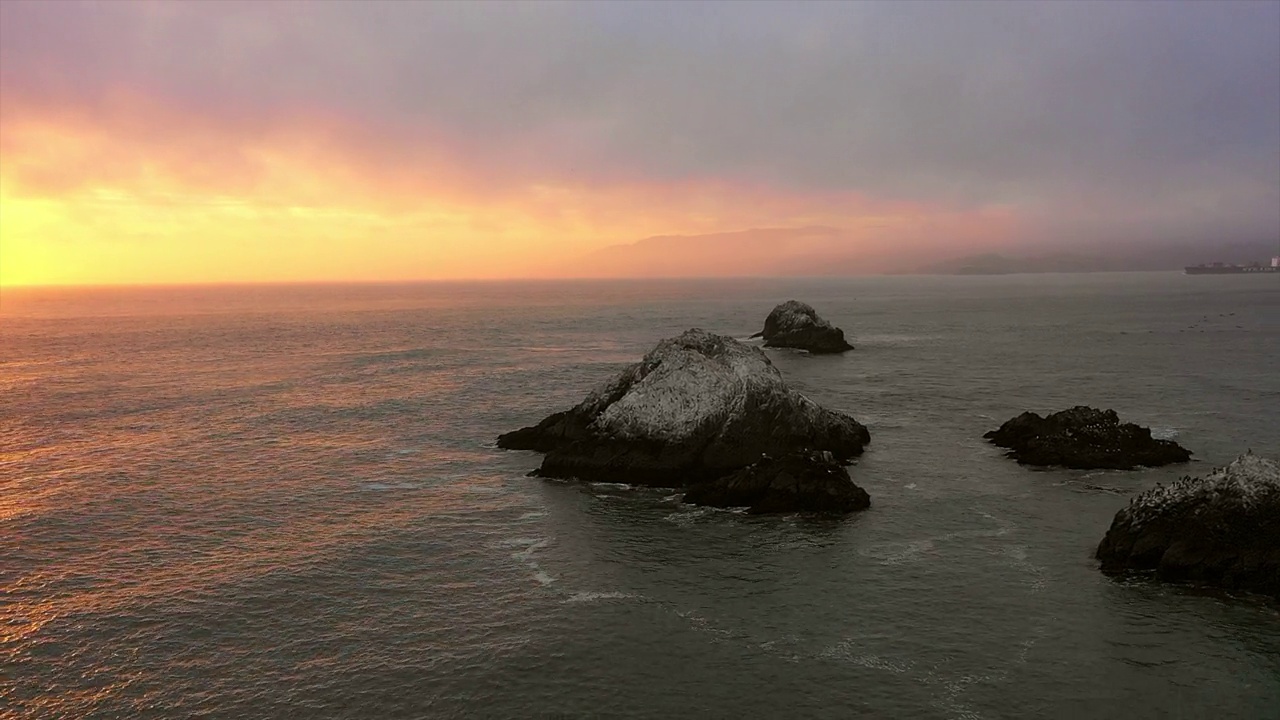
[3, 276, 1279, 719]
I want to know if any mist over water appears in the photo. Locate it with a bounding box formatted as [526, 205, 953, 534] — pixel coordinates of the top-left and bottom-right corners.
[3, 273, 1279, 719]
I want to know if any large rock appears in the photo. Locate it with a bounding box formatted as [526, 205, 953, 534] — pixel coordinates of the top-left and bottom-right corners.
[497, 328, 870, 487]
[1096, 453, 1280, 597]
[683, 451, 871, 514]
[751, 300, 854, 354]
[984, 406, 1191, 470]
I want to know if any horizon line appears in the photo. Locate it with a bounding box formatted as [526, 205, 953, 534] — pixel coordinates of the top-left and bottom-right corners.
[0, 268, 1189, 292]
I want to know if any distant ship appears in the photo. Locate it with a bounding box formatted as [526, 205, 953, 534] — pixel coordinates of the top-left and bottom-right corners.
[1184, 257, 1279, 275]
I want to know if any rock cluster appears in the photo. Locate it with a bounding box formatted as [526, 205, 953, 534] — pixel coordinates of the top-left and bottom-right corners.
[752, 300, 854, 354]
[492, 309, 1280, 605]
[1096, 453, 1280, 597]
[498, 328, 870, 513]
[984, 406, 1192, 469]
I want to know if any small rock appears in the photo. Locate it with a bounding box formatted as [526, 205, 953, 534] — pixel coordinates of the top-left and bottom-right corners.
[984, 406, 1191, 470]
[751, 300, 854, 354]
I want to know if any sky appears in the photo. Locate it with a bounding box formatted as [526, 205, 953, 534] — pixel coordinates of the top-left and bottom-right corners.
[1, 0, 1277, 285]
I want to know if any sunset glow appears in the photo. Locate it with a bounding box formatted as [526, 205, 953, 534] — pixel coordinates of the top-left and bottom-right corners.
[0, 107, 1010, 286]
[1, 1, 1276, 286]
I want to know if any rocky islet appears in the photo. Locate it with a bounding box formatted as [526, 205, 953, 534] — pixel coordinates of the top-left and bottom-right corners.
[752, 300, 855, 354]
[1096, 453, 1280, 598]
[498, 328, 871, 512]
[984, 406, 1192, 470]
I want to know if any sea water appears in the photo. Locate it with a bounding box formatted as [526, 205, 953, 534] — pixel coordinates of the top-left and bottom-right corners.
[2, 273, 1278, 719]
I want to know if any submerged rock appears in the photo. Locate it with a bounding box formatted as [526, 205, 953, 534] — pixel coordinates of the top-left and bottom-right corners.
[751, 300, 854, 354]
[683, 451, 871, 514]
[497, 328, 870, 487]
[1096, 453, 1280, 597]
[984, 406, 1191, 470]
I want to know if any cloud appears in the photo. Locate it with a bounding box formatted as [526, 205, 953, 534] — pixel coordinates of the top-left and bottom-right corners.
[1, 0, 1277, 279]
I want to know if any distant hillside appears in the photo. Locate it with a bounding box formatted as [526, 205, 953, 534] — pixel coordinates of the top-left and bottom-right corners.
[925, 240, 1280, 275]
[560, 226, 882, 278]
[559, 225, 1278, 278]
[925, 252, 1130, 275]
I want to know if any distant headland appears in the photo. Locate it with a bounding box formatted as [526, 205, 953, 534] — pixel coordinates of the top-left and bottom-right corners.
[557, 226, 1279, 278]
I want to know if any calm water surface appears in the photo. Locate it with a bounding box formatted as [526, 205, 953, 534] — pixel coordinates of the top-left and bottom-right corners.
[2, 273, 1279, 719]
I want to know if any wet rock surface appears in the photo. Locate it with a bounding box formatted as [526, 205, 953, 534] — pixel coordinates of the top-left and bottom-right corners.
[1096, 453, 1280, 598]
[752, 300, 854, 354]
[683, 451, 871, 515]
[984, 406, 1192, 469]
[497, 328, 870, 487]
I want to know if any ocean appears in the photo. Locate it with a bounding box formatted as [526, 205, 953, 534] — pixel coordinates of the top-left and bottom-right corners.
[2, 272, 1278, 719]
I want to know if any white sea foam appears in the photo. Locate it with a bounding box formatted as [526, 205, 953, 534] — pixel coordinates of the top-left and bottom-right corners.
[590, 482, 637, 490]
[998, 545, 1047, 593]
[562, 591, 634, 604]
[505, 538, 548, 560]
[498, 537, 556, 585]
[498, 537, 544, 548]
[819, 641, 914, 673]
[675, 609, 738, 640]
[860, 539, 936, 565]
[1078, 482, 1127, 495]
[663, 507, 717, 525]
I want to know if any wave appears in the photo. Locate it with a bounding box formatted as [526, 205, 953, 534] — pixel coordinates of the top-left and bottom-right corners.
[561, 591, 636, 604]
[1073, 482, 1129, 495]
[818, 642, 915, 673]
[663, 505, 748, 525]
[500, 537, 547, 555]
[855, 333, 942, 346]
[344, 347, 439, 366]
[859, 539, 937, 565]
[360, 481, 422, 491]
[497, 537, 557, 586]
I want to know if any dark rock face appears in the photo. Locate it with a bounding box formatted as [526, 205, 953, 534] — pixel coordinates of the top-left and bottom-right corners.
[752, 300, 853, 354]
[497, 328, 870, 488]
[683, 451, 871, 514]
[1096, 453, 1280, 598]
[984, 406, 1192, 470]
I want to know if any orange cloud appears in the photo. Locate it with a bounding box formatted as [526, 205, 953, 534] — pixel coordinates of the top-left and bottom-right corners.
[0, 92, 1022, 286]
